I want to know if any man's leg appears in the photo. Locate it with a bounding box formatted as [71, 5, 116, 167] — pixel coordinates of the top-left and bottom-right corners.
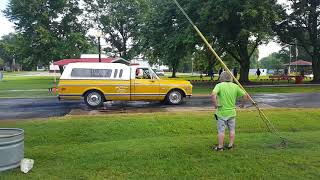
[229, 132, 235, 147]
[227, 118, 236, 147]
[218, 133, 225, 148]
[217, 119, 226, 148]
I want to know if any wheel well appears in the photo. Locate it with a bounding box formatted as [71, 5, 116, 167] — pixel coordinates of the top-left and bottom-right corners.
[167, 88, 186, 97]
[83, 89, 105, 100]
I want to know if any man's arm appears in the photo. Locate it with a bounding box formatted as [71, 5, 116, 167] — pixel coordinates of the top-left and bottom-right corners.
[211, 93, 218, 109]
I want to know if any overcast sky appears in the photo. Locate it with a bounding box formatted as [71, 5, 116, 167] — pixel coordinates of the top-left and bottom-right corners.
[0, 0, 14, 38]
[0, 0, 289, 60]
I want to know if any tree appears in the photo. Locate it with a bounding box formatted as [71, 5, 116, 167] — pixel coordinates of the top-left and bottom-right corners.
[84, 0, 147, 60]
[250, 49, 260, 68]
[260, 52, 287, 73]
[0, 33, 37, 70]
[276, 0, 320, 82]
[4, 0, 91, 68]
[140, 0, 197, 77]
[198, 0, 283, 82]
[0, 58, 4, 70]
[193, 48, 216, 74]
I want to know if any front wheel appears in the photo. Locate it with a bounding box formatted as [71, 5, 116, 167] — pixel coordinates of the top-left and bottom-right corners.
[165, 90, 183, 105]
[84, 91, 104, 108]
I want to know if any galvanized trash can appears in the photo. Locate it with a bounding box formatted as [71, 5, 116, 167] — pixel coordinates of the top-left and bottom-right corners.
[0, 128, 24, 172]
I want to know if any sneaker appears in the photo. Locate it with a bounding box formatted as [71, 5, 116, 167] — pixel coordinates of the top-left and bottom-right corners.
[226, 144, 234, 150]
[212, 145, 224, 151]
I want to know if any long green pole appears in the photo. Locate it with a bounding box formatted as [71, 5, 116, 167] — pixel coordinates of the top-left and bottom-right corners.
[173, 0, 286, 143]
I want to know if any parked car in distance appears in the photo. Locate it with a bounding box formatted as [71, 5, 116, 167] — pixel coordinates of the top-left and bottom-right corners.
[153, 69, 165, 76]
[58, 63, 192, 108]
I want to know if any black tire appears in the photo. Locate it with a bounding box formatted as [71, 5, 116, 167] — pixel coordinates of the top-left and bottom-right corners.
[84, 90, 105, 109]
[165, 90, 184, 105]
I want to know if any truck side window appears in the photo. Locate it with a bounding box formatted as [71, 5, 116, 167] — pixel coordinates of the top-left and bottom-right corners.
[119, 69, 123, 78]
[71, 68, 112, 78]
[114, 69, 118, 78]
[143, 69, 151, 79]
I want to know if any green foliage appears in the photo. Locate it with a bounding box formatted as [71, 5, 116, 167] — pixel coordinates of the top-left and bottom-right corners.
[199, 0, 283, 82]
[0, 57, 4, 69]
[84, 0, 147, 60]
[250, 49, 260, 68]
[1, 110, 320, 179]
[260, 52, 286, 71]
[0, 33, 30, 69]
[141, 0, 284, 80]
[3, 0, 91, 69]
[276, 0, 320, 81]
[140, 0, 196, 77]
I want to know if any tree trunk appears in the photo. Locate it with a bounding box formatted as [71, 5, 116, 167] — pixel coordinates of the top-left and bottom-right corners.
[238, 42, 251, 83]
[170, 58, 179, 78]
[311, 57, 320, 82]
[239, 60, 250, 83]
[171, 67, 177, 78]
[309, 1, 319, 82]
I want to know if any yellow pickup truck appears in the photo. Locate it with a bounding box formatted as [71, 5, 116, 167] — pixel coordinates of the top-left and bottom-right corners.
[58, 63, 192, 108]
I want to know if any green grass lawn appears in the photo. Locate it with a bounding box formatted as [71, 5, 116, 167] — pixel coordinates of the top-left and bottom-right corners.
[0, 76, 56, 90]
[0, 76, 56, 98]
[162, 74, 313, 83]
[193, 86, 320, 95]
[0, 109, 319, 179]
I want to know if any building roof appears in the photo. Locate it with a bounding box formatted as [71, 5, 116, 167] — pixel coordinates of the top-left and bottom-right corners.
[285, 60, 312, 66]
[54, 58, 130, 66]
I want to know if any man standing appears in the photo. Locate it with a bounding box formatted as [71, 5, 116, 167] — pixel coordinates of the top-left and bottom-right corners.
[211, 71, 247, 151]
[218, 68, 223, 80]
[256, 68, 261, 79]
[233, 67, 238, 79]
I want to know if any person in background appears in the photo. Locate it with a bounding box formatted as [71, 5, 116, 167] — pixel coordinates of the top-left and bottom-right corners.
[256, 68, 261, 79]
[211, 71, 248, 151]
[218, 68, 223, 80]
[209, 69, 214, 80]
[300, 68, 305, 77]
[284, 68, 288, 76]
[233, 67, 238, 79]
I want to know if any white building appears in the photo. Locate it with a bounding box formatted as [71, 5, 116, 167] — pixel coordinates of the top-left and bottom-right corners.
[249, 69, 267, 76]
[130, 58, 169, 71]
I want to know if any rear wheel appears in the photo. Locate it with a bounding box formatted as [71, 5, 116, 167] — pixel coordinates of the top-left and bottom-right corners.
[165, 90, 183, 105]
[84, 90, 104, 108]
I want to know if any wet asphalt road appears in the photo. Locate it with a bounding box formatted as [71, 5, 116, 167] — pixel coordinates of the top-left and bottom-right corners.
[0, 93, 319, 120]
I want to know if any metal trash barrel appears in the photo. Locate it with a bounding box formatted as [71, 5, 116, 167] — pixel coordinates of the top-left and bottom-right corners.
[0, 128, 24, 172]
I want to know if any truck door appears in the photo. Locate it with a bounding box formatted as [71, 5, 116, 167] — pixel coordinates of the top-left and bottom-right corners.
[132, 68, 160, 100]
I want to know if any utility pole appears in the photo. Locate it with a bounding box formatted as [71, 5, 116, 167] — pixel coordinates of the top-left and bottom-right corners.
[12, 54, 16, 72]
[96, 30, 102, 62]
[98, 37, 101, 62]
[295, 39, 298, 74]
[191, 57, 194, 76]
[288, 45, 291, 74]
